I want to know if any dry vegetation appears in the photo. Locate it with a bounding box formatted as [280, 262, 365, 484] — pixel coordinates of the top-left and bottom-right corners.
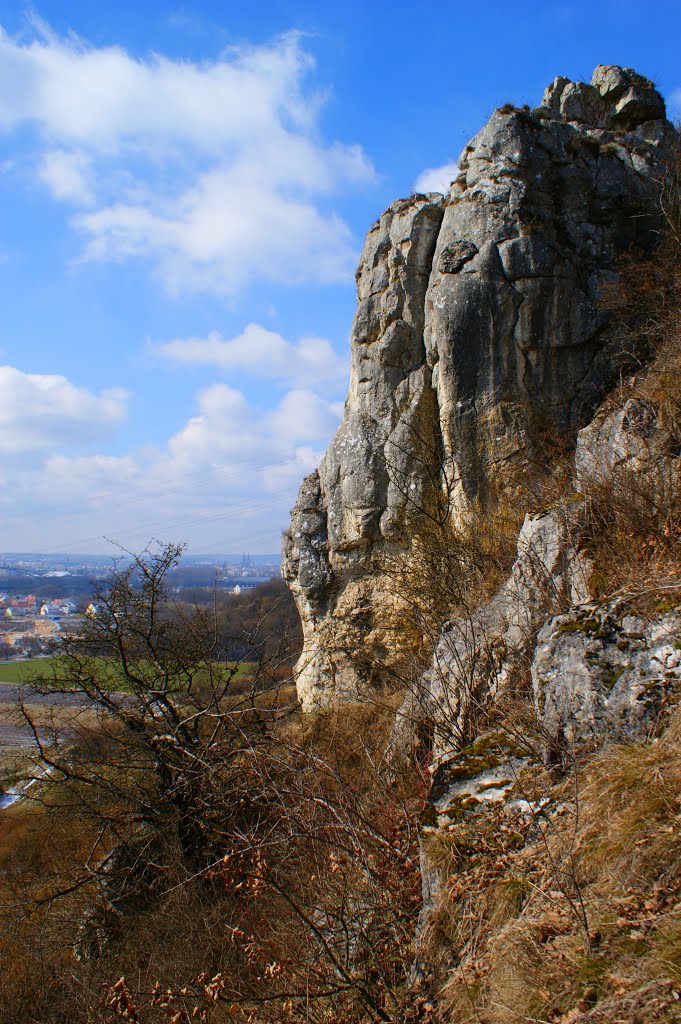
[571, 141, 681, 603]
[376, 495, 522, 676]
[361, 143, 681, 1023]
[0, 702, 428, 1024]
[0, 548, 429, 1024]
[428, 708, 681, 1023]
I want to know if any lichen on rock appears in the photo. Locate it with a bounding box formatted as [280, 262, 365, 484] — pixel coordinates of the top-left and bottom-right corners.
[532, 602, 681, 751]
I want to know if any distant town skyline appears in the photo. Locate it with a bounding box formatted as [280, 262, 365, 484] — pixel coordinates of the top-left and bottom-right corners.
[1, 1, 680, 554]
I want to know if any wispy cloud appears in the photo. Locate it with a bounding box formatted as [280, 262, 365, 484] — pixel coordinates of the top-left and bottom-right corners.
[154, 323, 348, 392]
[0, 24, 376, 297]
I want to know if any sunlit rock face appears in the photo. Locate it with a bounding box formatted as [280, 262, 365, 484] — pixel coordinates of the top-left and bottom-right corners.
[283, 66, 677, 709]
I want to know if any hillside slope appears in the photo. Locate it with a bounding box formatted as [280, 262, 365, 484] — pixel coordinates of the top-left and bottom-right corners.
[282, 64, 681, 1022]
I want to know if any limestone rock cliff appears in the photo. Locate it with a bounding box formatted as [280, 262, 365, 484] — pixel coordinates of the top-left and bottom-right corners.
[283, 66, 677, 709]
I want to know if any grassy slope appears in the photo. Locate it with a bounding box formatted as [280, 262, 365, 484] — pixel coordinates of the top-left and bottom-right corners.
[428, 713, 681, 1023]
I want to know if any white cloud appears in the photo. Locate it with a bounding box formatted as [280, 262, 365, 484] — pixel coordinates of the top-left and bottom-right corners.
[413, 161, 459, 195]
[163, 383, 341, 472]
[155, 323, 348, 391]
[42, 453, 139, 509]
[0, 24, 375, 296]
[76, 177, 357, 295]
[1, 378, 342, 551]
[267, 389, 344, 443]
[0, 27, 311, 154]
[0, 365, 128, 453]
[165, 383, 260, 474]
[38, 148, 94, 205]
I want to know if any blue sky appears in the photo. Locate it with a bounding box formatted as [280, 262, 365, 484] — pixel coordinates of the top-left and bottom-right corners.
[0, 1, 679, 555]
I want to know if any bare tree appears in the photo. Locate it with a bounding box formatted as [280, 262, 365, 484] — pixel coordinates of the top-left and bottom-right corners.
[2, 543, 428, 1024]
[19, 543, 296, 898]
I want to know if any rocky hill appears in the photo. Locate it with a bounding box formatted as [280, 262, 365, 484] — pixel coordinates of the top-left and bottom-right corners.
[283, 65, 681, 1021]
[2, 63, 680, 1024]
[284, 64, 676, 710]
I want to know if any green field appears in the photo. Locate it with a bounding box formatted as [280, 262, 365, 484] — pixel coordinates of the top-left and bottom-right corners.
[0, 658, 59, 684]
[0, 657, 256, 690]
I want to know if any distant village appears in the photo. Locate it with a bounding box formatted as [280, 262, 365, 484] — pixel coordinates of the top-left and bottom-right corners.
[0, 593, 86, 660]
[0, 552, 281, 662]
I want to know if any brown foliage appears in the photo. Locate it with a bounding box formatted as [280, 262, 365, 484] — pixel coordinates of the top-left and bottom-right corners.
[0, 694, 427, 1024]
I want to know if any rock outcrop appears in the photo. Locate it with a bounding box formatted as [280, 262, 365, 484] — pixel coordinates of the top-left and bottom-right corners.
[284, 66, 677, 709]
[405, 340, 681, 975]
[532, 602, 681, 750]
[411, 506, 591, 761]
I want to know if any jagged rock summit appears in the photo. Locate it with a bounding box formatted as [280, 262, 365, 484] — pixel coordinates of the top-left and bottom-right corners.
[283, 66, 677, 710]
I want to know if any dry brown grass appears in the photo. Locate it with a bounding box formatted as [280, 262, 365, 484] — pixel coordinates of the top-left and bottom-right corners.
[434, 707, 681, 1024]
[577, 359, 681, 604]
[375, 498, 524, 683]
[0, 696, 429, 1024]
[571, 146, 681, 603]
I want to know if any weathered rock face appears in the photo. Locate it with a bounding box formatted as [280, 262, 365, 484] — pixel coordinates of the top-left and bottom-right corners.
[413, 506, 591, 761]
[284, 196, 446, 705]
[532, 603, 681, 749]
[283, 66, 677, 709]
[575, 395, 679, 492]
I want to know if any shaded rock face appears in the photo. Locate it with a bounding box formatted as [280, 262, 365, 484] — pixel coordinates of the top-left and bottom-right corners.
[283, 66, 676, 709]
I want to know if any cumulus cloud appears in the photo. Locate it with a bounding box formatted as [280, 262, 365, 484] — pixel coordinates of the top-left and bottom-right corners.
[163, 383, 341, 475]
[0, 365, 128, 453]
[0, 27, 311, 153]
[0, 23, 375, 296]
[0, 373, 342, 551]
[155, 323, 348, 391]
[267, 389, 344, 443]
[413, 161, 459, 195]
